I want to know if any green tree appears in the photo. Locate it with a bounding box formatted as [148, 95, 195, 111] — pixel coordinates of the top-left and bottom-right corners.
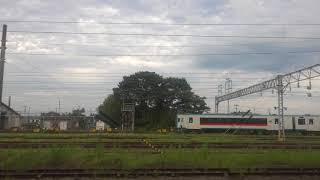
[98, 94, 121, 122]
[99, 71, 210, 128]
[71, 107, 85, 116]
[69, 107, 86, 129]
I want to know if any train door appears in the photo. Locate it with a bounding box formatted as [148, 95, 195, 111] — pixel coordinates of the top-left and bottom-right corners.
[292, 117, 296, 131]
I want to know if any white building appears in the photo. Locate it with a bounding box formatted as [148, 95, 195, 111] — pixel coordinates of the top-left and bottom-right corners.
[59, 121, 68, 131]
[0, 102, 21, 129]
[96, 120, 109, 131]
[43, 120, 52, 130]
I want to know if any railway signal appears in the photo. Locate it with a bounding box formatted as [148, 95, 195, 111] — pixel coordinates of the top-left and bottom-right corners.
[215, 64, 320, 141]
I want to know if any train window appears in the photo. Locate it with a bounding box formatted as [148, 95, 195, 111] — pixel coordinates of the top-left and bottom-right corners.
[298, 118, 305, 125]
[181, 118, 184, 122]
[309, 119, 314, 125]
[189, 117, 193, 123]
[177, 118, 180, 122]
[275, 119, 279, 124]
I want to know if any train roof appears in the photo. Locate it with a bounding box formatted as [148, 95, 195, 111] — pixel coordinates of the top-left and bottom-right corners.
[177, 113, 320, 117]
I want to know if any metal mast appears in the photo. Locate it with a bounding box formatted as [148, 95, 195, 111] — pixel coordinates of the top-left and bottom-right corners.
[215, 85, 223, 113]
[276, 75, 285, 141]
[215, 64, 320, 141]
[0, 24, 7, 102]
[225, 78, 232, 113]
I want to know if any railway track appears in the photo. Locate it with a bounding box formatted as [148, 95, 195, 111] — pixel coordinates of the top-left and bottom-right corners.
[0, 141, 320, 149]
[1, 168, 320, 178]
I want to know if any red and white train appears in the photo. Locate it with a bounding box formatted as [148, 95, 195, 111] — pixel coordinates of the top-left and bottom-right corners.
[177, 114, 320, 132]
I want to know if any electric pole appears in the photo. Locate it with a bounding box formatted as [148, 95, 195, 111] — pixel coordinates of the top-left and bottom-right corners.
[28, 107, 31, 123]
[277, 75, 285, 141]
[24, 106, 27, 115]
[234, 104, 239, 113]
[8, 96, 11, 107]
[225, 78, 232, 114]
[58, 98, 61, 115]
[215, 85, 223, 113]
[0, 24, 7, 102]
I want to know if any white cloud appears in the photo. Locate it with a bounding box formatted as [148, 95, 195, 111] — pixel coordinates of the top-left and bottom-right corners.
[109, 56, 167, 68]
[81, 6, 119, 17]
[1, 0, 320, 114]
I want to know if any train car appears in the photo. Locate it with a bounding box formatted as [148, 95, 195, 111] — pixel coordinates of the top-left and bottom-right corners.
[177, 114, 320, 133]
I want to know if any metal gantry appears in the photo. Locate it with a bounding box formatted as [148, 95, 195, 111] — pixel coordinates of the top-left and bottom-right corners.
[225, 78, 232, 113]
[215, 64, 320, 141]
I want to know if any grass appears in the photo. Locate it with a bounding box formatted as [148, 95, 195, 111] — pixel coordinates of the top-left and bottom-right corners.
[1, 132, 320, 143]
[1, 133, 320, 170]
[0, 147, 320, 170]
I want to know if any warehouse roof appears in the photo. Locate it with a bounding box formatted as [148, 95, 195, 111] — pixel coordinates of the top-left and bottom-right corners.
[0, 102, 20, 116]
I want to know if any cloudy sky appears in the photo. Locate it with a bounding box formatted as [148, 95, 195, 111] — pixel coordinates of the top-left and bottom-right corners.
[0, 0, 319, 115]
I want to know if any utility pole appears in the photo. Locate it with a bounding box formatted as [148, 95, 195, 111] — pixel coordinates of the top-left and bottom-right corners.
[24, 106, 27, 115]
[58, 98, 61, 115]
[225, 78, 232, 114]
[215, 85, 223, 113]
[28, 107, 31, 123]
[0, 24, 7, 102]
[234, 104, 239, 113]
[8, 96, 11, 107]
[277, 75, 285, 141]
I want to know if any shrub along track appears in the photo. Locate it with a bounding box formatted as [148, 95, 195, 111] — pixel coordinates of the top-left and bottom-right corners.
[1, 168, 320, 178]
[0, 141, 320, 150]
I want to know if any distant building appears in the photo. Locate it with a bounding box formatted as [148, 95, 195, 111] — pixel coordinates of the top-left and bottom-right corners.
[96, 120, 109, 131]
[59, 121, 68, 131]
[43, 120, 52, 130]
[0, 102, 21, 129]
[40, 116, 88, 131]
[67, 119, 80, 130]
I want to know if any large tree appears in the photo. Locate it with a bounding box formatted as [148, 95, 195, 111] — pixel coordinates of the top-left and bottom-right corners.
[98, 94, 121, 122]
[99, 71, 210, 128]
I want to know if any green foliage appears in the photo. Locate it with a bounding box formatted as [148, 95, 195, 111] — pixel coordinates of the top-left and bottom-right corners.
[99, 71, 210, 128]
[98, 94, 121, 122]
[69, 107, 87, 129]
[70, 107, 86, 116]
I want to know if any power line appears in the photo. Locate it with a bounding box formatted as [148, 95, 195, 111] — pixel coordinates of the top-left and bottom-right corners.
[7, 40, 316, 49]
[5, 72, 276, 75]
[2, 20, 320, 26]
[7, 49, 320, 57]
[2, 80, 273, 83]
[6, 30, 320, 40]
[5, 76, 274, 80]
[4, 74, 276, 79]
[5, 42, 258, 48]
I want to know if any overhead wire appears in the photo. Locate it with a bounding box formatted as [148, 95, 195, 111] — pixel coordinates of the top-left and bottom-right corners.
[7, 49, 320, 57]
[2, 20, 320, 26]
[5, 30, 320, 40]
